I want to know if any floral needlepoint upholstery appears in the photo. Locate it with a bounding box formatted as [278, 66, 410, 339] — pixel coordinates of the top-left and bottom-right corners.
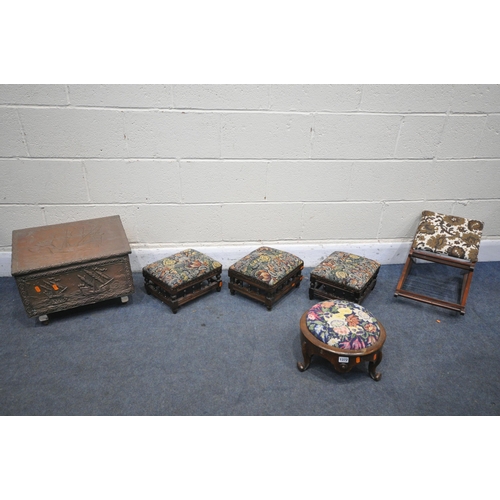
[143, 249, 221, 289]
[229, 246, 303, 286]
[306, 300, 381, 350]
[312, 252, 380, 291]
[412, 211, 484, 262]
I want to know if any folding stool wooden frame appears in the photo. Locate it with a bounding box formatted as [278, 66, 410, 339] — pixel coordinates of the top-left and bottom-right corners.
[394, 248, 476, 315]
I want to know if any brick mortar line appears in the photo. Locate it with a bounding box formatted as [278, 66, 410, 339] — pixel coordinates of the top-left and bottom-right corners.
[1, 104, 497, 116]
[2, 156, 500, 162]
[3, 157, 500, 163]
[1, 199, 498, 207]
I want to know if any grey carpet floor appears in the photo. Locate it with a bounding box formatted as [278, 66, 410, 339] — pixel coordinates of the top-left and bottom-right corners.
[1, 262, 499, 415]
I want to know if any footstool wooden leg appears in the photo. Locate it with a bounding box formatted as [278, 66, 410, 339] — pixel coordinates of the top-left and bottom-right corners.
[309, 277, 316, 299]
[229, 277, 236, 295]
[38, 314, 49, 325]
[368, 351, 383, 381]
[297, 338, 312, 372]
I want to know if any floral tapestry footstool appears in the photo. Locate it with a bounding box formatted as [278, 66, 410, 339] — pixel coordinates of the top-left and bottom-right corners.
[309, 251, 380, 304]
[228, 246, 304, 310]
[298, 300, 386, 381]
[142, 249, 222, 313]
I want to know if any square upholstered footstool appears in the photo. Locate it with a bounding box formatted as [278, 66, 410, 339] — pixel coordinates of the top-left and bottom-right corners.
[143, 249, 222, 313]
[228, 246, 304, 310]
[309, 251, 380, 304]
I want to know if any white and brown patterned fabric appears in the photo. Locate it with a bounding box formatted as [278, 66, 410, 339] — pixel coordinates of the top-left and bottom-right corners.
[412, 211, 484, 262]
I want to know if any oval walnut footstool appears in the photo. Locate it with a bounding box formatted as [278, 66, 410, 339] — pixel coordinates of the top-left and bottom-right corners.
[298, 300, 386, 381]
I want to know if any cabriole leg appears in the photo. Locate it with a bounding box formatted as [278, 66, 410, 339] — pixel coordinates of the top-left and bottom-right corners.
[297, 340, 312, 372]
[368, 351, 383, 381]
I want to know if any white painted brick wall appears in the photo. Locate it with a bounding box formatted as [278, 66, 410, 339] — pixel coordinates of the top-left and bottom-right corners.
[302, 203, 383, 240]
[312, 114, 401, 159]
[360, 85, 453, 113]
[395, 116, 446, 158]
[221, 203, 303, 241]
[173, 85, 268, 110]
[0, 85, 68, 105]
[42, 205, 139, 241]
[123, 111, 220, 158]
[135, 204, 222, 243]
[269, 85, 362, 112]
[1, 84, 500, 271]
[437, 115, 489, 159]
[0, 206, 46, 250]
[19, 108, 126, 157]
[379, 202, 457, 240]
[450, 85, 500, 113]
[180, 161, 267, 203]
[348, 162, 432, 201]
[0, 109, 27, 157]
[0, 159, 88, 203]
[476, 115, 500, 157]
[221, 112, 312, 158]
[266, 161, 353, 202]
[426, 160, 500, 200]
[83, 160, 181, 204]
[68, 84, 173, 108]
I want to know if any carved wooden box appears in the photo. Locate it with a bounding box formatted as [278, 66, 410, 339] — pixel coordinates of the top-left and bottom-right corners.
[11, 215, 134, 324]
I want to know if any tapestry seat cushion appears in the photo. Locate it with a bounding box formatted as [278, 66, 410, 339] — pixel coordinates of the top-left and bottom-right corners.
[412, 210, 484, 262]
[311, 251, 380, 291]
[229, 246, 303, 287]
[306, 300, 381, 350]
[143, 249, 221, 289]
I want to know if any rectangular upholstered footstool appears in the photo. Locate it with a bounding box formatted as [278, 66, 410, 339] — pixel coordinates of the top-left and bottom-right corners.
[309, 251, 380, 304]
[228, 246, 304, 310]
[143, 249, 222, 313]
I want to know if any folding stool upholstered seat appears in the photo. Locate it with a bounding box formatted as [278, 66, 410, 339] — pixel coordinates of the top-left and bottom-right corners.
[309, 251, 380, 303]
[228, 246, 303, 310]
[143, 249, 222, 313]
[298, 300, 386, 381]
[394, 210, 484, 315]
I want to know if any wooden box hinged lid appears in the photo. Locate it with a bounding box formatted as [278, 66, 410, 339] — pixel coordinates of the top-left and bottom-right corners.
[11, 215, 132, 276]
